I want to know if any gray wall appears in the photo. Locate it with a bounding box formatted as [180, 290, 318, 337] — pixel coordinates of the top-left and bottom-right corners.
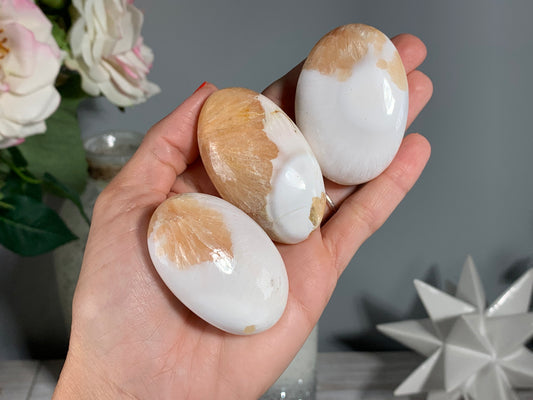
[1, 0, 532, 358]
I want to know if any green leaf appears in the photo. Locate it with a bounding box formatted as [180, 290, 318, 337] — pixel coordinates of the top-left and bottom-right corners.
[0, 171, 42, 201]
[6, 147, 28, 168]
[0, 195, 77, 256]
[0, 148, 40, 185]
[57, 72, 87, 100]
[18, 94, 88, 194]
[38, 0, 67, 10]
[43, 172, 90, 224]
[49, 17, 70, 52]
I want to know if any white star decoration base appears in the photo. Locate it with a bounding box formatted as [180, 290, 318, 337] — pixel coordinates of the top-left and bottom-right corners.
[377, 256, 533, 400]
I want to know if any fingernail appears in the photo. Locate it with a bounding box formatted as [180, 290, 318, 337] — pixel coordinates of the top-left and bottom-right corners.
[194, 81, 208, 93]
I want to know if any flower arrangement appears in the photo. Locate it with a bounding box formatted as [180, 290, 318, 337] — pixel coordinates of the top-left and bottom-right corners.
[0, 0, 159, 256]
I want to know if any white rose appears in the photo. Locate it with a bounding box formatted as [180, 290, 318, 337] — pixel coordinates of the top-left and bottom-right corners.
[66, 0, 160, 107]
[0, 0, 62, 148]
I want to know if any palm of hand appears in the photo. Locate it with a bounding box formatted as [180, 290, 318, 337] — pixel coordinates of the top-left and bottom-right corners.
[57, 34, 432, 399]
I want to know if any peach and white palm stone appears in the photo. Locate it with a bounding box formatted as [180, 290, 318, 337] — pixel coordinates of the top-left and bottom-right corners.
[198, 87, 326, 244]
[295, 23, 409, 185]
[147, 193, 289, 335]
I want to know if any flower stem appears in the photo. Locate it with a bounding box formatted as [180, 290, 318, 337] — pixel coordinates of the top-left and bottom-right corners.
[0, 151, 41, 185]
[0, 200, 15, 210]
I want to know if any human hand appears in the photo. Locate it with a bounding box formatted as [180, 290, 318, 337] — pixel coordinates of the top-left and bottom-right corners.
[53, 33, 432, 399]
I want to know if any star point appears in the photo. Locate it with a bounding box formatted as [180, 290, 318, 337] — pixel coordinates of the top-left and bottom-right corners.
[378, 257, 533, 399]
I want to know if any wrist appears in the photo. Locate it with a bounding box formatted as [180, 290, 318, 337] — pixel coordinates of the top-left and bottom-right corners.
[53, 345, 123, 400]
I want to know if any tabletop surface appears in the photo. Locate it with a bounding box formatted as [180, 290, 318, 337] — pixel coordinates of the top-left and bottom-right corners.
[1, 352, 532, 399]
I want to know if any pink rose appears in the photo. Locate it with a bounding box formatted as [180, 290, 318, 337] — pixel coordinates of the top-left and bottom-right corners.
[66, 0, 160, 107]
[0, 0, 62, 148]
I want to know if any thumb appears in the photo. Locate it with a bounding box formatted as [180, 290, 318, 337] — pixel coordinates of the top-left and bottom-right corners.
[113, 82, 217, 197]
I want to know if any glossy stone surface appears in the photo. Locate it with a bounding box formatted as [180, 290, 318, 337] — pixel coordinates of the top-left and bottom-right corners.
[295, 24, 409, 185]
[198, 87, 325, 244]
[147, 193, 288, 335]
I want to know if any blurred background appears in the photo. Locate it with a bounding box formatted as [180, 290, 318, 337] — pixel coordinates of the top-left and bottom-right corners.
[1, 0, 532, 359]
